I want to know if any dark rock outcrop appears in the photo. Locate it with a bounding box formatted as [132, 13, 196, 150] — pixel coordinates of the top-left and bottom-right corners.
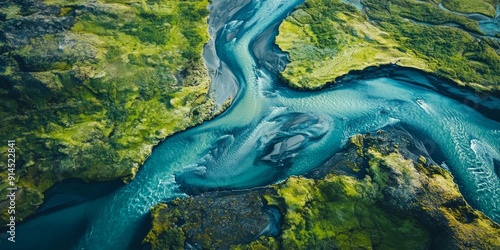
[143, 189, 282, 250]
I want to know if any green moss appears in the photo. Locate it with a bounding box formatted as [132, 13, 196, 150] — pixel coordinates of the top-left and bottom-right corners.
[349, 134, 365, 156]
[442, 0, 496, 17]
[276, 0, 429, 89]
[0, 188, 43, 224]
[276, 0, 500, 92]
[143, 204, 186, 250]
[252, 132, 499, 249]
[0, 5, 21, 19]
[369, 0, 484, 34]
[0, 0, 214, 224]
[230, 236, 279, 250]
[144, 190, 279, 249]
[273, 174, 429, 249]
[145, 131, 500, 249]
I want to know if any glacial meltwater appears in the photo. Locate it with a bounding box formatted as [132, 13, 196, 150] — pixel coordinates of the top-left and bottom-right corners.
[7, 0, 500, 249]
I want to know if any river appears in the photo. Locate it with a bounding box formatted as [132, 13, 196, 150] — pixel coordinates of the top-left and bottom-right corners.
[7, 0, 500, 249]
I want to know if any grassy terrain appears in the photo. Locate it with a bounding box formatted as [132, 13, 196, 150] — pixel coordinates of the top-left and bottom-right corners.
[276, 0, 500, 92]
[0, 0, 214, 224]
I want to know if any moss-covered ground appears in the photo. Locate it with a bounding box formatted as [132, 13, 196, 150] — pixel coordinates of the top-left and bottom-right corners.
[143, 190, 278, 250]
[145, 131, 500, 249]
[276, 0, 500, 92]
[265, 133, 500, 249]
[269, 175, 429, 249]
[440, 0, 497, 17]
[0, 0, 214, 224]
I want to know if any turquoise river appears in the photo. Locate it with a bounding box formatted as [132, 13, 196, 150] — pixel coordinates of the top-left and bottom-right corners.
[5, 0, 500, 249]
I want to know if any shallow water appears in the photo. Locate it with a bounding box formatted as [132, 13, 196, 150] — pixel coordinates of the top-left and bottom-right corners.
[6, 0, 500, 249]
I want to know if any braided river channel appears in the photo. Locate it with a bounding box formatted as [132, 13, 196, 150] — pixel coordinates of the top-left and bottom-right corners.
[8, 0, 500, 249]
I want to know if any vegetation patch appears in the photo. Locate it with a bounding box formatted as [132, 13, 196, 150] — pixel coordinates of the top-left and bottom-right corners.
[0, 0, 214, 224]
[276, 0, 500, 92]
[441, 0, 497, 17]
[144, 130, 500, 249]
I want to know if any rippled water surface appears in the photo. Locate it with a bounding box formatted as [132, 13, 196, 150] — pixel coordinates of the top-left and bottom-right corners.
[8, 0, 500, 249]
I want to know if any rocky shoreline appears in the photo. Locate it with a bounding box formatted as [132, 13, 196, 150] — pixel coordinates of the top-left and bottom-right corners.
[144, 128, 500, 249]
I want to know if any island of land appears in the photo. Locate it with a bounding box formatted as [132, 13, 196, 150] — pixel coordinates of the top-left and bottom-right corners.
[276, 0, 500, 92]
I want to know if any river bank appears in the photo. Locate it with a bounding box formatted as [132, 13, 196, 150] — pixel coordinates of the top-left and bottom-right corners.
[330, 64, 500, 122]
[144, 128, 500, 249]
[277, 0, 499, 93]
[0, 0, 216, 226]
